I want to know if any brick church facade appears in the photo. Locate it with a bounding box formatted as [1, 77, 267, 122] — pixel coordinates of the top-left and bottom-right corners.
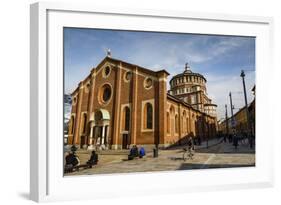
[67, 56, 217, 150]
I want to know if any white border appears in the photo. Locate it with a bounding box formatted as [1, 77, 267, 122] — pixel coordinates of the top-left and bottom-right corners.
[30, 2, 274, 202]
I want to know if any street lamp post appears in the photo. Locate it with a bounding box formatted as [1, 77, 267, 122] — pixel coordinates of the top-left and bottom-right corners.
[229, 92, 235, 130]
[225, 104, 229, 137]
[240, 70, 251, 136]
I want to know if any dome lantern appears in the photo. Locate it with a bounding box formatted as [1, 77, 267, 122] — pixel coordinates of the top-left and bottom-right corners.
[184, 62, 192, 73]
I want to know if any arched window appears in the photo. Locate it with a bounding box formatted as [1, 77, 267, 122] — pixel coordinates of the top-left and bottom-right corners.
[182, 111, 186, 134]
[167, 112, 170, 133]
[186, 117, 189, 133]
[123, 106, 130, 131]
[143, 103, 153, 129]
[175, 114, 179, 133]
[82, 113, 87, 134]
[70, 115, 75, 135]
[170, 106, 175, 134]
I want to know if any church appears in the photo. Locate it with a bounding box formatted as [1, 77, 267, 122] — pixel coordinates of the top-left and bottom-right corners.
[67, 55, 217, 150]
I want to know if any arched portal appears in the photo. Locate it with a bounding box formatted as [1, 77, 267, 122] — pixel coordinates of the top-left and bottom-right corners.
[88, 109, 110, 150]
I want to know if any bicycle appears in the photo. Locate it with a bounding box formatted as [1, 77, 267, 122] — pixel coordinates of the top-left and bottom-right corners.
[182, 147, 194, 161]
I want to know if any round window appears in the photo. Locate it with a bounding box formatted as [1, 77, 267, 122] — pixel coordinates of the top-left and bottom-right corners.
[85, 83, 91, 93]
[103, 87, 111, 102]
[99, 84, 112, 104]
[124, 71, 132, 82]
[103, 66, 111, 77]
[144, 78, 153, 89]
[73, 97, 77, 105]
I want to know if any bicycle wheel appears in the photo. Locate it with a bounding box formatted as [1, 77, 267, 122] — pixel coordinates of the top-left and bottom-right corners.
[183, 151, 187, 161]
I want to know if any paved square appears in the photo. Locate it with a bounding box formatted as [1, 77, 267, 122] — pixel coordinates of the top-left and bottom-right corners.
[64, 139, 255, 176]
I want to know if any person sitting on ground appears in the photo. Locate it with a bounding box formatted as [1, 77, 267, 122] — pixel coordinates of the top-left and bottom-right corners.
[86, 150, 99, 167]
[128, 145, 139, 160]
[65, 151, 80, 169]
[139, 147, 146, 158]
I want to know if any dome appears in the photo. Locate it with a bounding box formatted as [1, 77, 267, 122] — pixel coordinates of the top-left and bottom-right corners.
[170, 63, 207, 85]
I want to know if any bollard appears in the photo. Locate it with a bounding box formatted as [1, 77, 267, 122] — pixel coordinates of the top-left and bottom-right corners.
[153, 147, 158, 158]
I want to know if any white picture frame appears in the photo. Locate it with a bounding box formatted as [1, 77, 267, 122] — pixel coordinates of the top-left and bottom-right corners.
[30, 2, 274, 202]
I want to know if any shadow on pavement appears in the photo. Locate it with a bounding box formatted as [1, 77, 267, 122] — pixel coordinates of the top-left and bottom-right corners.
[178, 163, 255, 170]
[195, 144, 255, 154]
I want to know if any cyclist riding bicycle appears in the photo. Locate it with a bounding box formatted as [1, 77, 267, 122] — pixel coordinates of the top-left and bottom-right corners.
[183, 137, 194, 161]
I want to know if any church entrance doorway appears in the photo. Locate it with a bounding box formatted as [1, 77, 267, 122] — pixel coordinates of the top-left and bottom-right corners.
[88, 109, 110, 150]
[122, 134, 129, 149]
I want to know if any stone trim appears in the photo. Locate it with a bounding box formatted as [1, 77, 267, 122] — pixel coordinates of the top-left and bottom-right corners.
[143, 77, 153, 90]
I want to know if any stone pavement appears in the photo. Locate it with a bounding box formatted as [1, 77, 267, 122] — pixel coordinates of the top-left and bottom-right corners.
[64, 140, 255, 176]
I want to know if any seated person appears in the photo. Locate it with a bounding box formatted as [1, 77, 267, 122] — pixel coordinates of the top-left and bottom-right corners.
[139, 147, 146, 158]
[128, 145, 139, 160]
[87, 150, 99, 167]
[65, 152, 80, 168]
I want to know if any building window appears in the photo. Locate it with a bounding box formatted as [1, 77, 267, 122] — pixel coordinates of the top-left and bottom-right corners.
[82, 113, 87, 134]
[143, 103, 153, 129]
[191, 95, 196, 104]
[72, 96, 77, 105]
[103, 87, 111, 102]
[70, 115, 75, 134]
[103, 65, 111, 78]
[85, 82, 91, 93]
[167, 112, 170, 133]
[124, 71, 132, 82]
[144, 77, 153, 89]
[99, 84, 112, 104]
[175, 114, 179, 133]
[182, 111, 186, 134]
[123, 106, 130, 131]
[147, 103, 153, 129]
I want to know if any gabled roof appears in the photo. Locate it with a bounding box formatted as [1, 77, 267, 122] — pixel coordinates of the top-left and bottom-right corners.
[71, 56, 170, 95]
[92, 56, 170, 78]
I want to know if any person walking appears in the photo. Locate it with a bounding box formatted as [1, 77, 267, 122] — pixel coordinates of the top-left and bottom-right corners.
[233, 135, 238, 149]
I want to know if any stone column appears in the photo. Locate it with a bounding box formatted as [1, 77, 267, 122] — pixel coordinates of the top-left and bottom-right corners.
[101, 126, 105, 145]
[87, 122, 95, 150]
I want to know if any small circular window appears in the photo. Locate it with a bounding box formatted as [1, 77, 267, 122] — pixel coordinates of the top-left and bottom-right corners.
[85, 82, 91, 93]
[124, 71, 132, 82]
[103, 66, 111, 78]
[144, 77, 153, 89]
[72, 97, 77, 105]
[99, 84, 112, 104]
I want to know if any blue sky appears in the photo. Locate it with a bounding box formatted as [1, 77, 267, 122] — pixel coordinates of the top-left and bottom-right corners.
[64, 27, 255, 119]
